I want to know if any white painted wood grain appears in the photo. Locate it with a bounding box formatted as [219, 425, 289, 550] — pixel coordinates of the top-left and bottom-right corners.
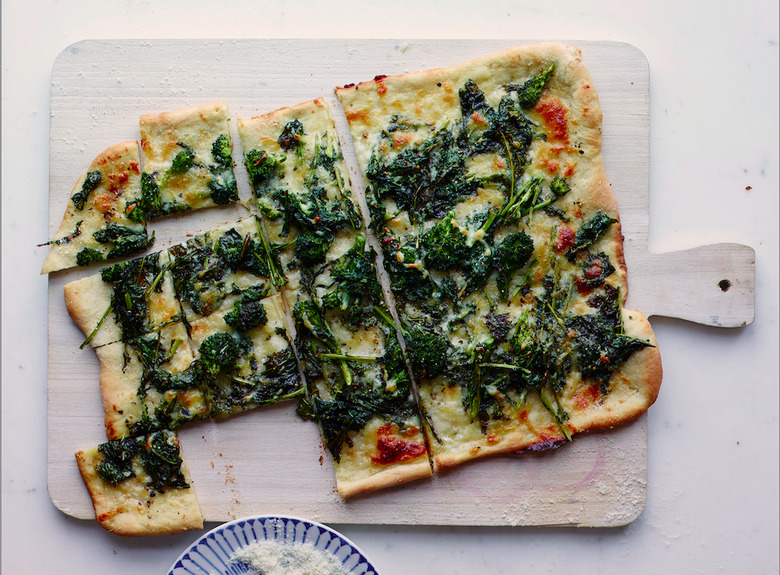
[46, 39, 753, 527]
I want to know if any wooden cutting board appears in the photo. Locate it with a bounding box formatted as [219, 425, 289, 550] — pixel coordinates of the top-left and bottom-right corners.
[46, 39, 754, 527]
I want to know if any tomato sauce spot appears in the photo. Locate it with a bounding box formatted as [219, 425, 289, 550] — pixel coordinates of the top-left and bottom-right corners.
[555, 225, 576, 252]
[535, 97, 570, 143]
[371, 424, 426, 465]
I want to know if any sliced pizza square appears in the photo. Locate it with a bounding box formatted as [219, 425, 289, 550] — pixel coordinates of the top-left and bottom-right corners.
[239, 99, 430, 496]
[41, 141, 153, 274]
[93, 320, 199, 440]
[75, 430, 202, 536]
[166, 215, 286, 325]
[336, 43, 662, 471]
[187, 292, 303, 419]
[291, 231, 431, 497]
[139, 101, 239, 218]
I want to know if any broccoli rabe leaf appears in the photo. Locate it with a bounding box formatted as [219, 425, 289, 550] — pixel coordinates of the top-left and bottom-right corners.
[321, 234, 382, 311]
[93, 224, 154, 259]
[71, 170, 102, 210]
[366, 127, 478, 224]
[75, 247, 104, 267]
[278, 119, 305, 154]
[566, 212, 618, 260]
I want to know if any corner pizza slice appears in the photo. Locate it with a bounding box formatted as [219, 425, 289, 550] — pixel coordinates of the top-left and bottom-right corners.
[65, 249, 184, 350]
[139, 101, 239, 217]
[64, 250, 200, 438]
[41, 141, 153, 274]
[336, 43, 662, 471]
[75, 430, 202, 536]
[238, 99, 431, 496]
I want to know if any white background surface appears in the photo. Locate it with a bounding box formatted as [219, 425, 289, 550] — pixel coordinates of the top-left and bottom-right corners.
[2, 1, 778, 573]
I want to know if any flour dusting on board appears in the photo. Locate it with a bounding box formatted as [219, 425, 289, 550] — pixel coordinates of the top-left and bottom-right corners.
[232, 540, 347, 575]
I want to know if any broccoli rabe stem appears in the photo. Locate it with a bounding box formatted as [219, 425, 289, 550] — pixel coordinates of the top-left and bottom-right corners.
[254, 218, 287, 287]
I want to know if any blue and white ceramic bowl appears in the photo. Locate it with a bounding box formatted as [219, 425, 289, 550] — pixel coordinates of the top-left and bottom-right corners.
[167, 516, 378, 575]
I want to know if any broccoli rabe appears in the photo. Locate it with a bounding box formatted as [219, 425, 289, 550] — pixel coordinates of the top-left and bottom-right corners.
[169, 142, 195, 173]
[75, 247, 104, 267]
[294, 231, 332, 265]
[224, 286, 270, 332]
[198, 332, 242, 375]
[402, 322, 450, 379]
[244, 149, 285, 188]
[565, 212, 618, 260]
[507, 63, 556, 109]
[92, 224, 154, 259]
[211, 134, 233, 166]
[321, 234, 382, 311]
[278, 119, 305, 154]
[71, 170, 102, 210]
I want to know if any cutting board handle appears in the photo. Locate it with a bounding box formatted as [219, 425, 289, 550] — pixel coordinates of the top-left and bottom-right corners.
[627, 243, 755, 328]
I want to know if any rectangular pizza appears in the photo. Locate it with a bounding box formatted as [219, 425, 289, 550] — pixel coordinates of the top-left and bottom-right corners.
[57, 43, 663, 535]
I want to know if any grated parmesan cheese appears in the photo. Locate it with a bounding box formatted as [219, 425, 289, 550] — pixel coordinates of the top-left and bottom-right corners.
[232, 540, 348, 575]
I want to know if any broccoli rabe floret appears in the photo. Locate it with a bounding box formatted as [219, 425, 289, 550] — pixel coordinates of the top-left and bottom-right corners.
[244, 149, 285, 188]
[402, 322, 450, 379]
[211, 134, 233, 166]
[198, 332, 241, 375]
[224, 286, 269, 332]
[419, 213, 467, 271]
[169, 142, 195, 173]
[493, 231, 534, 271]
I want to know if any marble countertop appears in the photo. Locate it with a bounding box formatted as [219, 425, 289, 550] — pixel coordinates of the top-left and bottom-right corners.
[2, 1, 778, 573]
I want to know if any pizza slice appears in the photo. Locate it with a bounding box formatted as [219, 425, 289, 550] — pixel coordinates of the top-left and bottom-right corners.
[75, 430, 202, 535]
[65, 250, 201, 438]
[165, 215, 286, 325]
[187, 292, 303, 419]
[41, 141, 153, 274]
[238, 99, 431, 496]
[336, 43, 662, 471]
[139, 101, 239, 217]
[64, 248, 184, 349]
[292, 232, 431, 497]
[237, 97, 361, 292]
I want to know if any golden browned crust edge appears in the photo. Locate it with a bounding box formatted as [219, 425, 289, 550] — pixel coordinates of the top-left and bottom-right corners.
[238, 97, 327, 127]
[432, 310, 662, 471]
[567, 310, 663, 433]
[139, 101, 228, 130]
[337, 458, 433, 499]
